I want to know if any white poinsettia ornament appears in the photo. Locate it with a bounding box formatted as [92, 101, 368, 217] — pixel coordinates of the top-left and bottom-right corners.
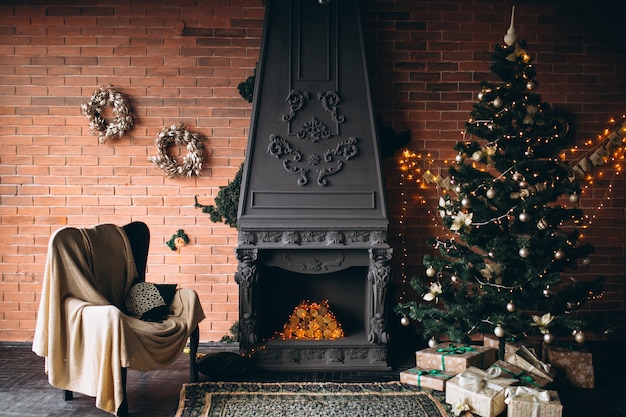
[423, 282, 442, 302]
[531, 312, 555, 334]
[479, 262, 503, 282]
[450, 211, 473, 232]
[438, 197, 454, 218]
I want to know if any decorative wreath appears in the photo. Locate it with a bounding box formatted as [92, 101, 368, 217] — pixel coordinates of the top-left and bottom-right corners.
[166, 229, 190, 251]
[149, 124, 205, 178]
[81, 86, 134, 144]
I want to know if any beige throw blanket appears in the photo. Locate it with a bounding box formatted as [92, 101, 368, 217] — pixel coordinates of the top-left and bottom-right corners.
[32, 224, 205, 415]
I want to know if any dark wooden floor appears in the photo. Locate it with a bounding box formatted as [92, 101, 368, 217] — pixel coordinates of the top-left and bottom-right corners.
[1, 341, 624, 417]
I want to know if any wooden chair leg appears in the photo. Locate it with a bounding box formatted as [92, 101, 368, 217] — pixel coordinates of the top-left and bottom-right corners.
[63, 389, 73, 401]
[189, 325, 200, 383]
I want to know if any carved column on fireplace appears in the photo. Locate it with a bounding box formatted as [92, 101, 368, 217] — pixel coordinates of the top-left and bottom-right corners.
[367, 248, 393, 344]
[235, 248, 259, 344]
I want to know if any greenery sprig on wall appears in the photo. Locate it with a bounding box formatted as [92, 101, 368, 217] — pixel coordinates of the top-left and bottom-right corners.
[195, 163, 243, 229]
[237, 66, 256, 103]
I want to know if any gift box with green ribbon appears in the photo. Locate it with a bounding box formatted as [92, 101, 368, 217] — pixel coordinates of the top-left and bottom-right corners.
[488, 360, 551, 388]
[505, 387, 563, 417]
[400, 367, 455, 391]
[415, 344, 497, 374]
[445, 366, 517, 417]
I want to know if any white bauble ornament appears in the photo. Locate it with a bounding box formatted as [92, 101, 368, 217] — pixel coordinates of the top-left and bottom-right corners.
[543, 332, 554, 344]
[455, 185, 463, 194]
[426, 266, 437, 278]
[519, 247, 529, 258]
[451, 274, 459, 283]
[455, 153, 465, 164]
[494, 325, 505, 338]
[518, 212, 530, 222]
[486, 188, 496, 199]
[554, 249, 565, 260]
[477, 92, 484, 100]
[506, 301, 516, 312]
[493, 97, 503, 108]
[400, 316, 410, 327]
[569, 193, 579, 203]
[575, 331, 586, 344]
[461, 197, 471, 208]
[428, 337, 438, 348]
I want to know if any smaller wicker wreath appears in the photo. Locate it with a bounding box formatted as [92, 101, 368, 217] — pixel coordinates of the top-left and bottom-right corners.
[81, 86, 134, 144]
[149, 124, 205, 178]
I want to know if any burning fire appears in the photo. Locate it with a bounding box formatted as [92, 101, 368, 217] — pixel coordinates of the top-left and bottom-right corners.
[281, 300, 344, 340]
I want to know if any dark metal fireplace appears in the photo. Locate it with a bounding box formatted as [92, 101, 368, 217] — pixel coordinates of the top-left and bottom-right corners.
[236, 0, 392, 370]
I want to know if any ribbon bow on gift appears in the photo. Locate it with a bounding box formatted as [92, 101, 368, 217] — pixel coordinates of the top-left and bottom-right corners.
[505, 386, 551, 417]
[435, 344, 477, 371]
[489, 365, 543, 388]
[457, 369, 516, 393]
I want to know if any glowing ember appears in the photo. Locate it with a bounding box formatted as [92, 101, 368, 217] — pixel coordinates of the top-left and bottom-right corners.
[281, 300, 344, 340]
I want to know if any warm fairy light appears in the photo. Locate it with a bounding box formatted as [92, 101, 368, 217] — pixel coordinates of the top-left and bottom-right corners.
[282, 300, 344, 340]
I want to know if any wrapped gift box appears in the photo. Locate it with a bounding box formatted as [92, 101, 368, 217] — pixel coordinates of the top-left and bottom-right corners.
[399, 367, 454, 391]
[488, 360, 551, 388]
[445, 366, 517, 417]
[544, 344, 594, 388]
[483, 334, 542, 361]
[505, 387, 563, 417]
[415, 344, 497, 374]
[508, 345, 556, 382]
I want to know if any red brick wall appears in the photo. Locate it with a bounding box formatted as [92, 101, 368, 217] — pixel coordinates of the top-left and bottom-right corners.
[0, 0, 624, 342]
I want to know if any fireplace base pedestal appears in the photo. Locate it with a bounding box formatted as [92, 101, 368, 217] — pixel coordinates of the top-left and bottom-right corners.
[245, 336, 390, 371]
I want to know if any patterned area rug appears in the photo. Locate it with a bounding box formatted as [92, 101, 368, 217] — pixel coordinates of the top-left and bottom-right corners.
[176, 381, 449, 417]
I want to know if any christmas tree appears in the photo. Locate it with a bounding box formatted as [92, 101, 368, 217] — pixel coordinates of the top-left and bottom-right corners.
[395, 15, 604, 346]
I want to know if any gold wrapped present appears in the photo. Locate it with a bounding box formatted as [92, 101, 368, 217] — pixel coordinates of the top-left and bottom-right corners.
[544, 344, 594, 388]
[508, 345, 556, 382]
[505, 387, 563, 417]
[399, 367, 454, 391]
[445, 366, 517, 417]
[488, 360, 551, 388]
[415, 344, 497, 374]
[483, 335, 542, 361]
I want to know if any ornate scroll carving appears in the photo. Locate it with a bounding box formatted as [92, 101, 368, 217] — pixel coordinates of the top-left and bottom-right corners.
[268, 134, 359, 187]
[297, 117, 331, 142]
[282, 90, 309, 122]
[284, 252, 345, 272]
[235, 248, 259, 344]
[367, 248, 393, 344]
[317, 137, 358, 186]
[318, 91, 345, 124]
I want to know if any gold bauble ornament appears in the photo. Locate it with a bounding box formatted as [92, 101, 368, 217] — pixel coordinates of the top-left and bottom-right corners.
[426, 266, 437, 278]
[494, 325, 505, 338]
[400, 316, 410, 327]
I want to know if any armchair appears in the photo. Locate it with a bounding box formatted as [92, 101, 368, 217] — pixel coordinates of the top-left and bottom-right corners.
[33, 222, 205, 416]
